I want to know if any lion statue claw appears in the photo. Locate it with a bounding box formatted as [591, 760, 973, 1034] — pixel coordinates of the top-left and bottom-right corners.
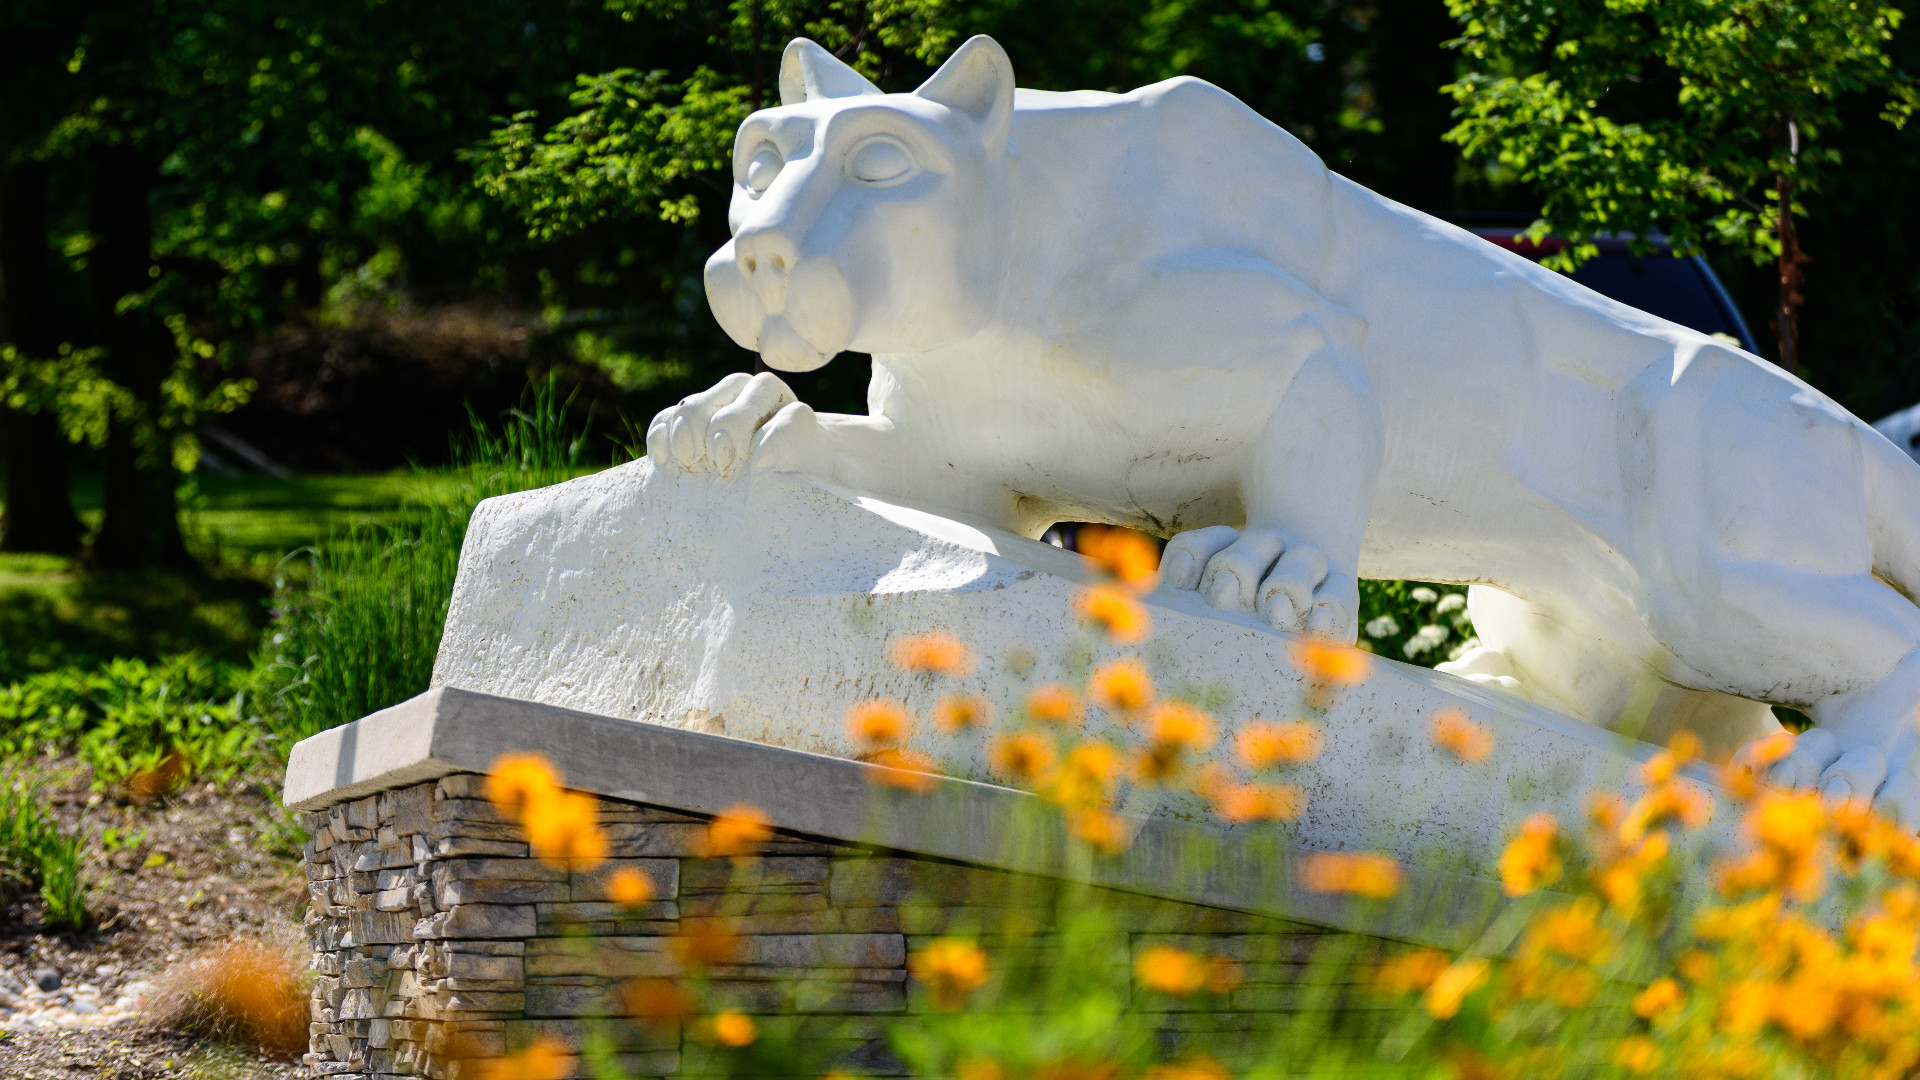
[651, 35, 1920, 830]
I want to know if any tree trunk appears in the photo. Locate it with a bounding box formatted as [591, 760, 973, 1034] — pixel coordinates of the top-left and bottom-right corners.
[86, 146, 192, 572]
[1774, 119, 1805, 375]
[0, 161, 84, 554]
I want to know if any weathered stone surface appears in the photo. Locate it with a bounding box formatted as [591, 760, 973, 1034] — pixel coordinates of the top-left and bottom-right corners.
[413, 904, 537, 940]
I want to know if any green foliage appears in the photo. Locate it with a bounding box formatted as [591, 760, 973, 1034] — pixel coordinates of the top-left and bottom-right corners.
[1445, 0, 1919, 270]
[0, 773, 89, 930]
[1358, 580, 1475, 667]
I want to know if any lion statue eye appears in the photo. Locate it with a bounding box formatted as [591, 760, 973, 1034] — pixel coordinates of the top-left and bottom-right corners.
[745, 148, 784, 195]
[849, 138, 912, 184]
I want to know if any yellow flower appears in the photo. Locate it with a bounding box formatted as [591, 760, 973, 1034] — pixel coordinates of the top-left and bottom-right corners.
[911, 939, 989, 1009]
[698, 803, 774, 859]
[1076, 585, 1151, 643]
[1089, 658, 1154, 712]
[1422, 956, 1489, 1019]
[990, 731, 1057, 783]
[1373, 949, 1449, 995]
[523, 790, 607, 871]
[889, 633, 972, 675]
[481, 1035, 573, 1080]
[1133, 701, 1216, 781]
[1235, 719, 1323, 768]
[1498, 811, 1562, 897]
[955, 1060, 1005, 1080]
[1612, 1035, 1662, 1076]
[486, 752, 561, 820]
[1141, 1058, 1229, 1080]
[933, 694, 991, 732]
[1135, 945, 1207, 995]
[1289, 637, 1371, 686]
[1076, 524, 1161, 591]
[1026, 685, 1083, 726]
[1300, 852, 1404, 898]
[606, 867, 655, 907]
[1429, 708, 1494, 763]
[622, 978, 695, 1027]
[1209, 781, 1304, 824]
[863, 747, 942, 794]
[1069, 807, 1132, 854]
[710, 1011, 757, 1047]
[847, 700, 913, 747]
[1525, 898, 1610, 964]
[1632, 976, 1684, 1020]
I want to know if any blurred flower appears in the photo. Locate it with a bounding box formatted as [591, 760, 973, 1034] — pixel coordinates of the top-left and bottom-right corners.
[710, 1011, 757, 1047]
[1136, 945, 1207, 995]
[1300, 852, 1404, 898]
[698, 804, 773, 859]
[890, 633, 971, 675]
[990, 732, 1057, 783]
[1621, 779, 1711, 843]
[487, 752, 561, 819]
[1430, 708, 1494, 763]
[1026, 685, 1083, 726]
[1289, 637, 1371, 689]
[1134, 702, 1216, 782]
[1077, 525, 1161, 591]
[1498, 812, 1562, 897]
[1069, 807, 1132, 854]
[1077, 585, 1151, 643]
[1210, 781, 1304, 823]
[523, 790, 607, 871]
[911, 939, 989, 1009]
[1053, 740, 1125, 809]
[1374, 949, 1449, 995]
[1525, 898, 1610, 964]
[1142, 1058, 1229, 1080]
[1640, 731, 1702, 785]
[864, 747, 942, 794]
[848, 700, 913, 747]
[933, 694, 992, 733]
[1090, 659, 1154, 712]
[1612, 1035, 1661, 1076]
[955, 1060, 1005, 1080]
[606, 867, 655, 907]
[1235, 719, 1323, 768]
[1423, 956, 1489, 1019]
[622, 978, 695, 1027]
[1633, 976, 1684, 1021]
[481, 1036, 573, 1080]
[1203, 956, 1243, 994]
[671, 923, 742, 969]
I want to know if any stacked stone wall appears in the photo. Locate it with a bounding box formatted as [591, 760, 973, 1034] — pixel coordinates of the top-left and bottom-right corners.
[301, 773, 1384, 1079]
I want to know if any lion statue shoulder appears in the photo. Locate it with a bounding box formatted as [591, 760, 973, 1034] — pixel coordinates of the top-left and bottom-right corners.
[652, 35, 1920, 828]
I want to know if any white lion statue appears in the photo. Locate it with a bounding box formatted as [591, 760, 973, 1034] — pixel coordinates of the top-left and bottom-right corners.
[649, 35, 1920, 826]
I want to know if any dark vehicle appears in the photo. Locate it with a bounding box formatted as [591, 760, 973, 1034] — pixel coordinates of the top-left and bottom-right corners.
[1467, 226, 1760, 354]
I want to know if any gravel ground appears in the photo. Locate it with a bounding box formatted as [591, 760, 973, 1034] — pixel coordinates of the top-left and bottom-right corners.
[0, 756, 310, 1078]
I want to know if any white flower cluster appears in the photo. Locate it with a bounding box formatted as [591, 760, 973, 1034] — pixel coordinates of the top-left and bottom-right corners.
[1402, 623, 1451, 658]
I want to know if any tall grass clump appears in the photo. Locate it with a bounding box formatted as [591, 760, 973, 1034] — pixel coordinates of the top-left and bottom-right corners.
[0, 773, 89, 930]
[262, 380, 597, 741]
[148, 918, 311, 1057]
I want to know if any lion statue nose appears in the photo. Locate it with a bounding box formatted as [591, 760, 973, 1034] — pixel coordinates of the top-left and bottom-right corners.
[703, 233, 856, 373]
[735, 230, 798, 312]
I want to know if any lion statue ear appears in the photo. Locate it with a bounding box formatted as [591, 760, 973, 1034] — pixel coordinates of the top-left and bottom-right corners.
[914, 35, 1015, 148]
[778, 39, 884, 106]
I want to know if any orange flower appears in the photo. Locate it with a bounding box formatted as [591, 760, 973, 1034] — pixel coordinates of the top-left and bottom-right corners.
[1632, 977, 1684, 1021]
[486, 752, 561, 819]
[1430, 708, 1494, 763]
[1612, 1036, 1662, 1076]
[1076, 586, 1151, 643]
[1069, 807, 1132, 854]
[955, 1061, 1005, 1080]
[1135, 945, 1207, 995]
[1639, 731, 1702, 785]
[1142, 1058, 1229, 1080]
[1423, 956, 1490, 1019]
[1053, 741, 1125, 808]
[847, 700, 913, 747]
[864, 747, 942, 794]
[1203, 956, 1243, 995]
[1077, 524, 1161, 591]
[1147, 701, 1215, 749]
[481, 1035, 573, 1080]
[523, 790, 608, 871]
[1525, 898, 1609, 964]
[910, 939, 989, 1009]
[698, 803, 773, 859]
[990, 732, 1057, 783]
[933, 694, 992, 732]
[1300, 852, 1404, 898]
[1026, 685, 1083, 726]
[622, 978, 695, 1027]
[1498, 812, 1562, 897]
[1210, 781, 1304, 823]
[671, 923, 742, 969]
[1089, 658, 1154, 712]
[1235, 719, 1323, 768]
[1373, 949, 1449, 995]
[606, 867, 655, 907]
[890, 633, 972, 675]
[1289, 636, 1371, 687]
[710, 1011, 757, 1047]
